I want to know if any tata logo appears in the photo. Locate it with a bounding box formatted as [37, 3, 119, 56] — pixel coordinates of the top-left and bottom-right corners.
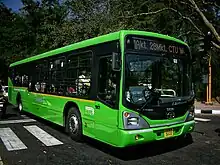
[166, 111, 175, 119]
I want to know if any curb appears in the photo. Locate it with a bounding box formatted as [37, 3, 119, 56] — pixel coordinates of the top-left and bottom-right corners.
[195, 109, 220, 114]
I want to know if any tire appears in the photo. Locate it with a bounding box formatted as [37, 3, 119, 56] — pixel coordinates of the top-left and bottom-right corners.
[17, 98, 23, 112]
[66, 107, 83, 142]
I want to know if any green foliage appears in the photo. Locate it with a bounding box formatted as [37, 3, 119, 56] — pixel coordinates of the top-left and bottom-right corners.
[0, 0, 220, 99]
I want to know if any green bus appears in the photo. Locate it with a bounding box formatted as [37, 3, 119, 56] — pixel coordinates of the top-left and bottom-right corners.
[8, 30, 195, 147]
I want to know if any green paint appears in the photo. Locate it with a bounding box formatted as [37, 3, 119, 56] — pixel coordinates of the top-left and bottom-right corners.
[8, 30, 194, 148]
[10, 30, 188, 67]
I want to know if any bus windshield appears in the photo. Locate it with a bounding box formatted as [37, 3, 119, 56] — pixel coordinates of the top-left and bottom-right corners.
[124, 53, 192, 106]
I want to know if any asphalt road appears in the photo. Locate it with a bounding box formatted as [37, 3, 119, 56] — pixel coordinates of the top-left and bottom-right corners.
[0, 105, 220, 165]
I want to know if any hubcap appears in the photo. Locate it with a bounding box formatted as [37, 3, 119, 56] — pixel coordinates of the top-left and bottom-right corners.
[18, 103, 22, 111]
[69, 114, 79, 134]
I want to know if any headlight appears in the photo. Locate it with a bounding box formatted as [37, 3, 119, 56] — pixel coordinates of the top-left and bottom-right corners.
[123, 111, 150, 130]
[127, 117, 139, 126]
[185, 105, 195, 121]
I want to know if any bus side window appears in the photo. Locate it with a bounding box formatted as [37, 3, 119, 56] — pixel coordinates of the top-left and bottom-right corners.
[67, 53, 92, 97]
[39, 60, 48, 93]
[14, 74, 21, 87]
[66, 68, 77, 96]
[98, 56, 117, 106]
[76, 69, 91, 96]
[10, 68, 15, 85]
[48, 58, 65, 95]
[21, 74, 29, 87]
[33, 64, 41, 92]
[13, 67, 22, 87]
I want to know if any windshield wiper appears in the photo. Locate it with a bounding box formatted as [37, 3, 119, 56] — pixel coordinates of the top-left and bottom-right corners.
[138, 88, 161, 112]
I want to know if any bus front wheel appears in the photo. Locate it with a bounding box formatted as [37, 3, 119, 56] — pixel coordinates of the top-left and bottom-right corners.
[66, 107, 83, 142]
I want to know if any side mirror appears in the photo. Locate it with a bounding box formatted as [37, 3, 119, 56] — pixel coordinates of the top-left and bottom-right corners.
[112, 52, 121, 71]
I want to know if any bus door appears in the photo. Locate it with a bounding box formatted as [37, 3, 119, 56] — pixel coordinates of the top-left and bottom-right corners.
[93, 101, 118, 142]
[93, 55, 119, 144]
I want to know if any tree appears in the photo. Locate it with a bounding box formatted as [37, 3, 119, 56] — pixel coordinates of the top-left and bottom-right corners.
[119, 0, 220, 50]
[0, 0, 220, 100]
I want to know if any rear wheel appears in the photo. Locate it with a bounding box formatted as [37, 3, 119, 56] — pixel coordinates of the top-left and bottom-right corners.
[17, 97, 23, 112]
[65, 107, 83, 142]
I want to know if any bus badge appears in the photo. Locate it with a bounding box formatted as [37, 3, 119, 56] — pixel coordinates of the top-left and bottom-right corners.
[166, 111, 175, 119]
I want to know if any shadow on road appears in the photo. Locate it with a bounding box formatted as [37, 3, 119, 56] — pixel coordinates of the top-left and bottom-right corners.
[21, 111, 66, 132]
[215, 128, 220, 136]
[0, 113, 18, 119]
[83, 134, 193, 161]
[0, 105, 20, 119]
[21, 111, 193, 161]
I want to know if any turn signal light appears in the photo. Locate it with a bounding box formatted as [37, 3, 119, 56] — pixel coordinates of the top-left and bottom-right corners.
[124, 112, 130, 118]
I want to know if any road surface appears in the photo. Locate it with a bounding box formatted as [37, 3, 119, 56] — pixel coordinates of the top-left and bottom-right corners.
[0, 105, 220, 165]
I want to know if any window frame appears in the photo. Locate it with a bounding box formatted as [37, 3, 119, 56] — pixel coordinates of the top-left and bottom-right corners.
[96, 54, 121, 109]
[9, 40, 120, 102]
[66, 50, 93, 98]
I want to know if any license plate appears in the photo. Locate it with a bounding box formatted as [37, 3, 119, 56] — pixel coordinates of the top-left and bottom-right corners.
[164, 128, 173, 138]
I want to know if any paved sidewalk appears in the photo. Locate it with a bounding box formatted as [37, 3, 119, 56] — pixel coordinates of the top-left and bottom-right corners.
[195, 101, 220, 114]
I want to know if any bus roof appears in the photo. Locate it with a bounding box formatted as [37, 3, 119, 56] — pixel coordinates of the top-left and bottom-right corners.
[10, 30, 188, 67]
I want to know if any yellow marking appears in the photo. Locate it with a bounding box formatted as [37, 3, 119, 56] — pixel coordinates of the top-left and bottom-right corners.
[13, 86, 28, 89]
[30, 92, 95, 103]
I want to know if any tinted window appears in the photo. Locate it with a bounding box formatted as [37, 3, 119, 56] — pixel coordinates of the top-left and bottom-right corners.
[66, 52, 92, 97]
[48, 57, 66, 95]
[98, 56, 119, 107]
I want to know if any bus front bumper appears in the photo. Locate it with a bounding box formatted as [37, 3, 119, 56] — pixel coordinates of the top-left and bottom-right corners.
[117, 120, 195, 147]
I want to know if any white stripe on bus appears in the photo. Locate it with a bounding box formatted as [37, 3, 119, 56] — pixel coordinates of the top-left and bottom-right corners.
[0, 119, 36, 124]
[24, 125, 63, 146]
[0, 128, 27, 151]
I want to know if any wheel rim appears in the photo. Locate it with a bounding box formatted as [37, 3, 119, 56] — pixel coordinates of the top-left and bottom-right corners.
[69, 114, 79, 134]
[18, 102, 22, 111]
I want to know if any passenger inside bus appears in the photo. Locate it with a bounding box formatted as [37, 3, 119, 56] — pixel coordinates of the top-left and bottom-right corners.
[76, 70, 91, 96]
[105, 72, 117, 103]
